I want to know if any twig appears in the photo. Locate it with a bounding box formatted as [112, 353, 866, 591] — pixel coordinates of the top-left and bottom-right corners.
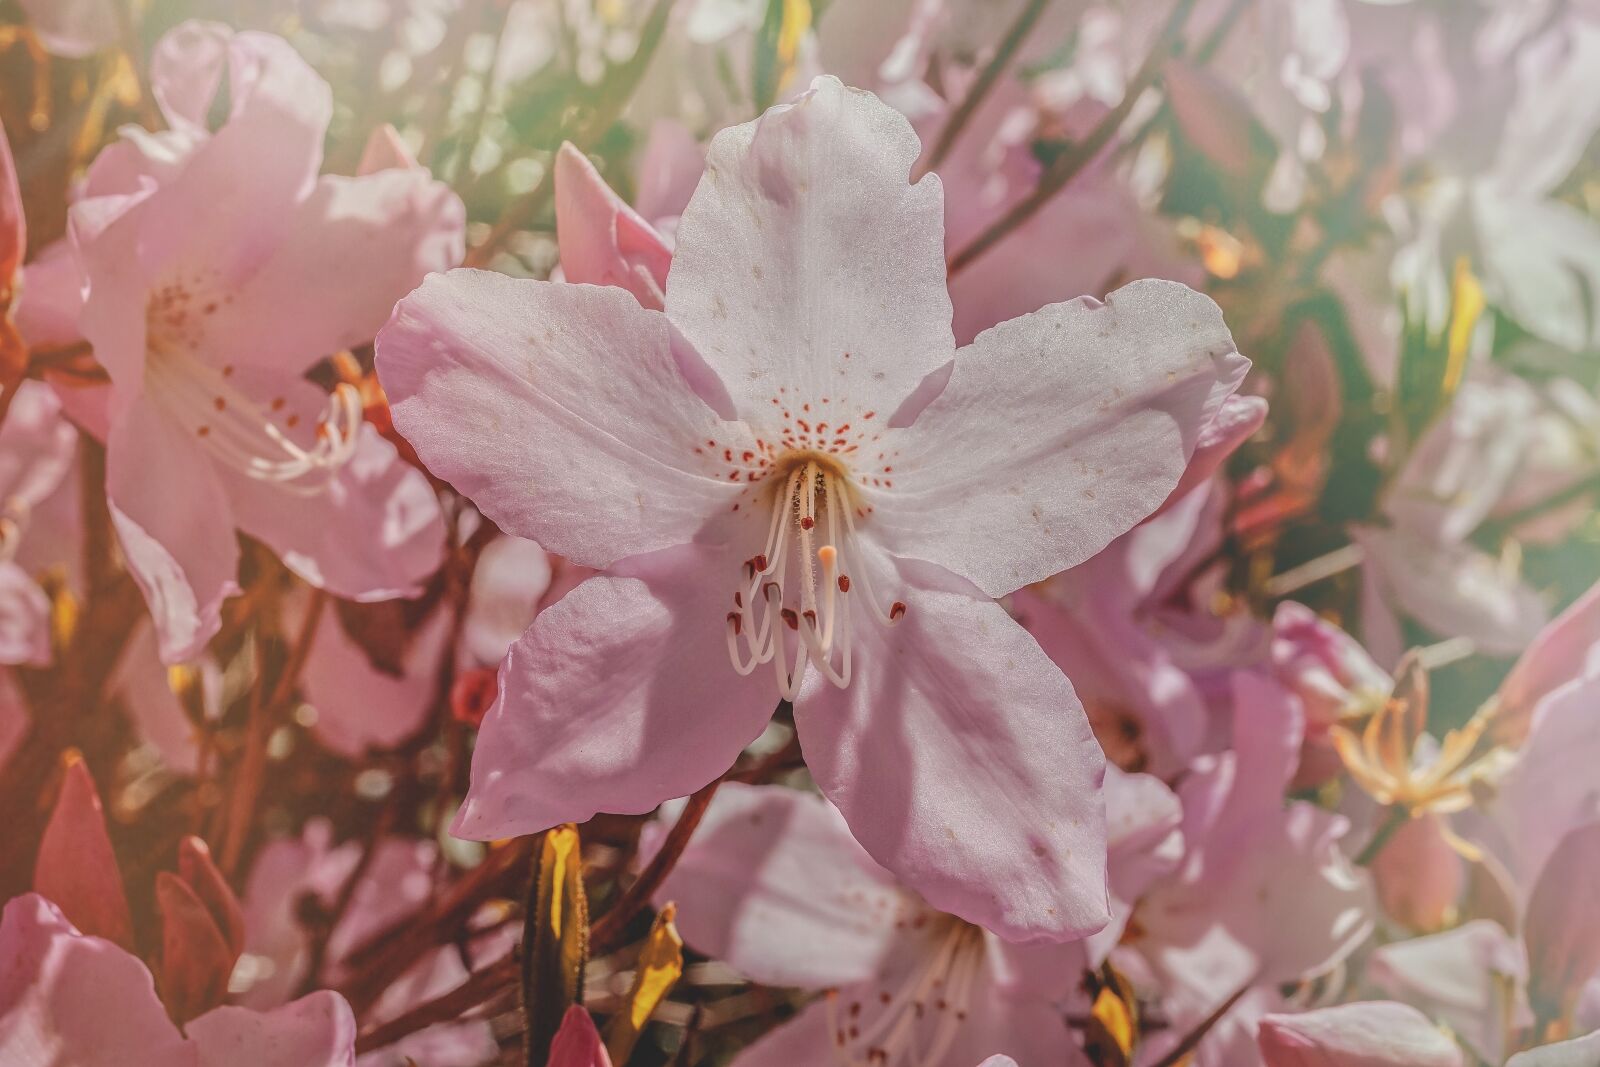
[590, 777, 721, 956]
[946, 0, 1199, 276]
[353, 955, 520, 1055]
[1148, 979, 1255, 1067]
[919, 0, 1055, 176]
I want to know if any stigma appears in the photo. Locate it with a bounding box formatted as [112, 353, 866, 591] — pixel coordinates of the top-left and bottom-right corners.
[144, 341, 362, 494]
[724, 457, 904, 697]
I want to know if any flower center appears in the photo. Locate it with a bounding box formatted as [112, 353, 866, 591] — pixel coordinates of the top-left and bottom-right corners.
[723, 455, 904, 697]
[825, 919, 985, 1067]
[143, 336, 361, 495]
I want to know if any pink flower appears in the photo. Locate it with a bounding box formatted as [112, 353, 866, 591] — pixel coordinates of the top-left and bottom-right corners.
[1256, 1001, 1462, 1067]
[0, 893, 356, 1066]
[379, 76, 1247, 940]
[0, 382, 76, 667]
[646, 781, 1182, 1065]
[50, 21, 459, 663]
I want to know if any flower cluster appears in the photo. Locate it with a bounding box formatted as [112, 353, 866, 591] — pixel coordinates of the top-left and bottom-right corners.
[0, 2, 1598, 1066]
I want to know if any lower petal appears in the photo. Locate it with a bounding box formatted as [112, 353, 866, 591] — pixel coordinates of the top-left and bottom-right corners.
[451, 544, 775, 840]
[794, 558, 1110, 943]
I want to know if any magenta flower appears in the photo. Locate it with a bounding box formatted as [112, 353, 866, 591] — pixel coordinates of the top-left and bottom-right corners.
[379, 76, 1246, 940]
[49, 22, 460, 663]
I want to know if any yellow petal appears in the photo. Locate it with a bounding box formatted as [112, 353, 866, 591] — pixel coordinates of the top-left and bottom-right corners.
[605, 902, 684, 1063]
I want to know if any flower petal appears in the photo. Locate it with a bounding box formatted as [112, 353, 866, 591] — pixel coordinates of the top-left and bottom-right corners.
[1366, 920, 1528, 1064]
[794, 558, 1109, 942]
[666, 75, 955, 421]
[554, 142, 671, 310]
[451, 545, 773, 840]
[1507, 1030, 1600, 1067]
[378, 269, 749, 567]
[33, 756, 133, 950]
[650, 782, 910, 988]
[548, 1005, 613, 1067]
[0, 561, 52, 667]
[0, 893, 192, 1065]
[1257, 1001, 1463, 1067]
[186, 991, 357, 1067]
[107, 396, 241, 664]
[868, 279, 1248, 597]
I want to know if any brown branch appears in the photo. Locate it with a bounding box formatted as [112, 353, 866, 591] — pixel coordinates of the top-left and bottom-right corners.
[353, 955, 520, 1055]
[590, 777, 721, 956]
[1148, 979, 1255, 1067]
[946, 0, 1199, 276]
[919, 0, 1055, 176]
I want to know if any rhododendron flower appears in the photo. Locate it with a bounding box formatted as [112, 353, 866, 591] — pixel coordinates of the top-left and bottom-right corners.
[379, 75, 1247, 939]
[0, 382, 76, 667]
[647, 779, 1181, 1066]
[0, 894, 356, 1066]
[1256, 1001, 1462, 1067]
[48, 21, 459, 663]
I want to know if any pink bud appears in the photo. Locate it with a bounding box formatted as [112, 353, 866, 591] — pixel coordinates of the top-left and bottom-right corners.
[553, 142, 671, 311]
[33, 754, 133, 950]
[155, 871, 235, 1023]
[547, 1004, 612, 1067]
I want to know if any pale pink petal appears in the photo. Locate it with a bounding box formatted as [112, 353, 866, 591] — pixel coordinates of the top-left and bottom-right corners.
[1353, 526, 1547, 656]
[300, 601, 451, 756]
[223, 423, 446, 602]
[356, 124, 418, 174]
[201, 171, 464, 371]
[149, 21, 232, 136]
[34, 757, 133, 950]
[187, 992, 357, 1067]
[0, 382, 77, 511]
[109, 622, 215, 775]
[1257, 1002, 1462, 1067]
[554, 143, 671, 310]
[14, 240, 86, 349]
[634, 119, 706, 223]
[548, 1005, 612, 1067]
[1492, 671, 1600, 889]
[16, 0, 118, 58]
[1498, 578, 1600, 738]
[1366, 920, 1529, 1063]
[1103, 765, 1184, 905]
[650, 782, 909, 988]
[868, 279, 1248, 597]
[460, 535, 552, 669]
[794, 559, 1109, 943]
[1524, 821, 1600, 1016]
[451, 545, 773, 840]
[1507, 1030, 1600, 1067]
[106, 396, 241, 664]
[1270, 602, 1391, 732]
[377, 269, 748, 567]
[134, 30, 331, 291]
[0, 893, 192, 1065]
[666, 76, 955, 421]
[237, 822, 361, 1007]
[0, 562, 51, 667]
[1159, 394, 1268, 515]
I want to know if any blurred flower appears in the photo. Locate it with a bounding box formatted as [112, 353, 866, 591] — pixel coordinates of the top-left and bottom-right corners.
[1256, 1000, 1462, 1067]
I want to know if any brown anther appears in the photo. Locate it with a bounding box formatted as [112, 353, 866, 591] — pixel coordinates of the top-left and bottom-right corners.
[763, 581, 782, 600]
[802, 609, 817, 627]
[726, 612, 743, 636]
[890, 601, 907, 621]
[800, 516, 815, 530]
[752, 554, 769, 571]
[733, 591, 742, 607]
[781, 609, 799, 630]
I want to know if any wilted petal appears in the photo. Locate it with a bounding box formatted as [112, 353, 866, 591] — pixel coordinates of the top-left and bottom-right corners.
[869, 280, 1248, 597]
[667, 76, 955, 421]
[377, 270, 748, 567]
[795, 559, 1109, 943]
[651, 782, 909, 988]
[1257, 1001, 1462, 1067]
[452, 545, 773, 840]
[34, 755, 133, 950]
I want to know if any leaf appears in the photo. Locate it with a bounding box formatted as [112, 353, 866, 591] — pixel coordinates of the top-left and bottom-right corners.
[523, 824, 589, 1067]
[603, 902, 683, 1065]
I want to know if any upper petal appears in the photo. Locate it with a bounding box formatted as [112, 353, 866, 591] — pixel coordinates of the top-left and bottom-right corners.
[867, 279, 1248, 597]
[451, 545, 774, 840]
[377, 269, 750, 567]
[794, 558, 1110, 943]
[666, 75, 955, 421]
[650, 782, 910, 989]
[554, 143, 671, 310]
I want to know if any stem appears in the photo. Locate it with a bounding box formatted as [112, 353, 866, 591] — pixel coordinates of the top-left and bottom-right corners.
[590, 777, 721, 956]
[1262, 542, 1365, 598]
[1148, 979, 1255, 1067]
[946, 0, 1198, 276]
[919, 0, 1055, 176]
[353, 955, 520, 1055]
[219, 590, 328, 878]
[1355, 805, 1408, 867]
